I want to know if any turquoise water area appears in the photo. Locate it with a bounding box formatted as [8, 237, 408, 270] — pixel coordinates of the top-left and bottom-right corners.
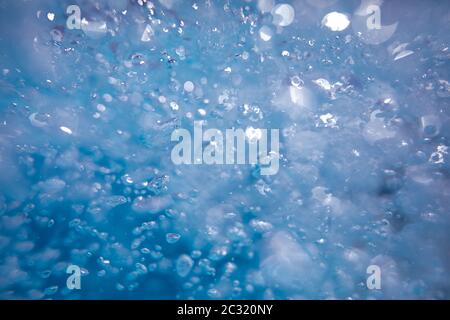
[0, 0, 450, 299]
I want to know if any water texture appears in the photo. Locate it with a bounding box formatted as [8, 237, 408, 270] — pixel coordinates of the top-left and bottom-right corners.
[0, 0, 450, 299]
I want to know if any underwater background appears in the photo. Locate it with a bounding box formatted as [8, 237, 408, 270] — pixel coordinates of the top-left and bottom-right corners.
[1, 0, 450, 299]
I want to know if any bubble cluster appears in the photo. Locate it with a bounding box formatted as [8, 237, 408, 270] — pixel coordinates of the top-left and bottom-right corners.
[0, 0, 449, 300]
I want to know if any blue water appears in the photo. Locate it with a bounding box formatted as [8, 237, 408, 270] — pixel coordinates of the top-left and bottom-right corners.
[0, 0, 450, 299]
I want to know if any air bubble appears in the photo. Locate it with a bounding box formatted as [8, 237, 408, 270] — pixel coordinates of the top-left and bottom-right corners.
[176, 254, 194, 277]
[166, 233, 181, 244]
